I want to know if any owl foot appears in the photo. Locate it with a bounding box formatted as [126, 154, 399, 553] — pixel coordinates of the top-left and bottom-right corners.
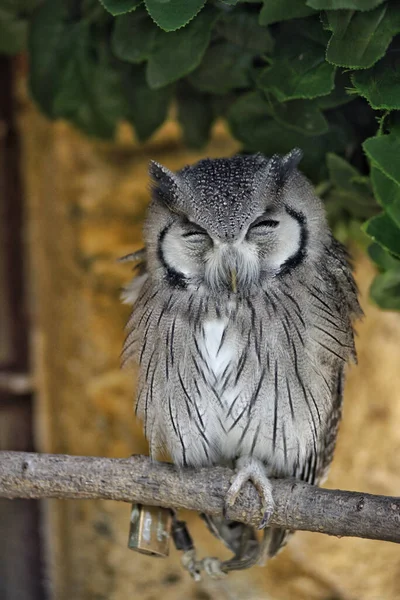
[181, 550, 227, 581]
[225, 456, 275, 529]
[181, 549, 202, 581]
[200, 557, 227, 580]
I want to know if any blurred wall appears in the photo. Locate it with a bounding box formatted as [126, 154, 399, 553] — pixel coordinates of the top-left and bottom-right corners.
[19, 100, 400, 600]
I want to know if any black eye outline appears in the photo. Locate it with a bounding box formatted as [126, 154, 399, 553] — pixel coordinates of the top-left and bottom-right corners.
[181, 230, 209, 239]
[250, 218, 280, 230]
[181, 220, 209, 240]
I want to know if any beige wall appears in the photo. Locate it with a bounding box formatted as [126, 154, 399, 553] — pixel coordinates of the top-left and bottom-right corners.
[20, 104, 400, 600]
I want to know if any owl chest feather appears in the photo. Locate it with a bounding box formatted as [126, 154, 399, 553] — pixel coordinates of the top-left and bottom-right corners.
[131, 282, 348, 479]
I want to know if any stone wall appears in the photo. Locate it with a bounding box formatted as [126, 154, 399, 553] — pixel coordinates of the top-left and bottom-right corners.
[20, 103, 400, 600]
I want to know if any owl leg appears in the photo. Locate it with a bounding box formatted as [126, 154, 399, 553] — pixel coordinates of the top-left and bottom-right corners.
[225, 456, 274, 528]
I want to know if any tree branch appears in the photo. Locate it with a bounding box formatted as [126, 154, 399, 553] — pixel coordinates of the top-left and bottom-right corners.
[0, 451, 399, 543]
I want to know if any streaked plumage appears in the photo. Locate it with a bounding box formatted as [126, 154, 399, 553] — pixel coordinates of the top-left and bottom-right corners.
[122, 150, 361, 575]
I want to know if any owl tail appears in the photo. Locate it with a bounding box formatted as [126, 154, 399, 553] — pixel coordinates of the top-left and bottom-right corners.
[200, 514, 291, 571]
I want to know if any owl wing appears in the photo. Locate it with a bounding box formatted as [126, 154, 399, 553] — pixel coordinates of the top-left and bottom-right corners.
[263, 364, 345, 559]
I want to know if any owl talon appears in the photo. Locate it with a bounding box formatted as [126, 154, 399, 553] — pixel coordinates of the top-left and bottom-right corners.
[181, 549, 202, 581]
[225, 457, 275, 528]
[258, 509, 273, 530]
[201, 557, 227, 580]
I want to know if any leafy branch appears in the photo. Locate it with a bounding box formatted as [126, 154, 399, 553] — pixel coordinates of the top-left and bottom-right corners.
[1, 0, 400, 308]
[0, 452, 399, 544]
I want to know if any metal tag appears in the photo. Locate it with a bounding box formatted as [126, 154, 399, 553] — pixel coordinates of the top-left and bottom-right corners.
[127, 504, 172, 558]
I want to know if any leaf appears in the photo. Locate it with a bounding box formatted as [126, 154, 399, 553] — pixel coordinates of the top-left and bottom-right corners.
[325, 153, 376, 218]
[370, 268, 400, 310]
[144, 0, 206, 32]
[327, 153, 362, 191]
[99, 0, 142, 16]
[188, 41, 253, 94]
[227, 91, 347, 180]
[1, 0, 42, 12]
[111, 9, 157, 63]
[217, 10, 274, 54]
[259, 0, 315, 26]
[0, 0, 41, 54]
[28, 0, 87, 117]
[325, 4, 400, 69]
[258, 35, 335, 101]
[268, 96, 329, 136]
[368, 242, 400, 271]
[363, 212, 400, 258]
[146, 6, 219, 88]
[307, 0, 385, 9]
[351, 53, 400, 110]
[363, 134, 400, 187]
[0, 8, 27, 54]
[70, 59, 129, 139]
[29, 0, 131, 139]
[316, 70, 354, 109]
[371, 167, 400, 227]
[122, 66, 172, 140]
[176, 82, 214, 148]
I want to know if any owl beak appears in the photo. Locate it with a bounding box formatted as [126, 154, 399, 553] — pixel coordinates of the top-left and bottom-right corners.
[230, 268, 237, 293]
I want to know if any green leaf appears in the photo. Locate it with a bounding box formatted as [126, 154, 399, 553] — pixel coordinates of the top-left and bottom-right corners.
[368, 242, 400, 271]
[188, 41, 253, 94]
[227, 91, 347, 180]
[29, 0, 130, 139]
[122, 66, 172, 140]
[0, 0, 42, 12]
[351, 53, 400, 110]
[0, 0, 41, 54]
[290, 15, 331, 46]
[316, 70, 354, 109]
[111, 9, 157, 63]
[307, 0, 385, 9]
[0, 8, 27, 54]
[69, 59, 129, 139]
[268, 96, 329, 136]
[217, 10, 274, 54]
[259, 0, 315, 26]
[29, 0, 87, 117]
[325, 153, 376, 218]
[176, 82, 214, 148]
[325, 4, 400, 69]
[370, 268, 400, 310]
[327, 153, 362, 191]
[99, 0, 142, 16]
[258, 35, 335, 101]
[371, 167, 400, 227]
[363, 134, 400, 187]
[144, 0, 206, 32]
[146, 6, 219, 88]
[363, 212, 400, 258]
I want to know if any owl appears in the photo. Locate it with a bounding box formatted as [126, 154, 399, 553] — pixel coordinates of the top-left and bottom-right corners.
[122, 150, 362, 578]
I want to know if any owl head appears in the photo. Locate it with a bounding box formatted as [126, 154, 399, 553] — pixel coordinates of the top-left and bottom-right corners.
[144, 150, 330, 295]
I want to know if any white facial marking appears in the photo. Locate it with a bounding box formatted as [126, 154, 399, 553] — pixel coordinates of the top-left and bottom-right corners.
[268, 213, 301, 270]
[162, 229, 199, 277]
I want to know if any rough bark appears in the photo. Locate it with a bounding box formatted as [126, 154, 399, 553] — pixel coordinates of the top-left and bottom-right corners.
[0, 451, 399, 544]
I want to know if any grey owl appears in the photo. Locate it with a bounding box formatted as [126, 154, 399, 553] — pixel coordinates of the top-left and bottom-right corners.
[122, 150, 362, 577]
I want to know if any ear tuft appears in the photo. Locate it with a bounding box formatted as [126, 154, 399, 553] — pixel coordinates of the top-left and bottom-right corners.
[149, 161, 182, 208]
[281, 148, 303, 177]
[264, 148, 303, 192]
[149, 161, 176, 186]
